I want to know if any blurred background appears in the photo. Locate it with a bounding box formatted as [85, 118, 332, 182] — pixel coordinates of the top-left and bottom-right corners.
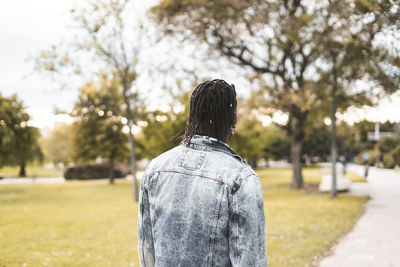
[1, 0, 399, 266]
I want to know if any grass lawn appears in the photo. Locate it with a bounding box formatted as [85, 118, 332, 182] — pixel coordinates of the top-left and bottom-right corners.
[259, 168, 367, 266]
[0, 168, 368, 266]
[0, 165, 63, 178]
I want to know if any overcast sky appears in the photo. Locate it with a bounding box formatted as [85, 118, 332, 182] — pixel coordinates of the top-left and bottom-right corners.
[1, 0, 400, 130]
[0, 0, 77, 129]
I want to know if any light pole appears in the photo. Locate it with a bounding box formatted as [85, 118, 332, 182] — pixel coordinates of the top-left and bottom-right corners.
[331, 62, 338, 198]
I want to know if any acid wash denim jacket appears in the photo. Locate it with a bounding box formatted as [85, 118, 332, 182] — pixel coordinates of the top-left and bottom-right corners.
[138, 135, 267, 267]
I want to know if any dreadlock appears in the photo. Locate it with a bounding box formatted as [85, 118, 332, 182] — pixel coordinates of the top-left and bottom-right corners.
[184, 79, 237, 144]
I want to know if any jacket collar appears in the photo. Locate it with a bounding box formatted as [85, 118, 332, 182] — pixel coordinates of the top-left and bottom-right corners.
[183, 135, 244, 162]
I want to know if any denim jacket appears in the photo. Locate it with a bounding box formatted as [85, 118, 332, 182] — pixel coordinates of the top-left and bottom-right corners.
[138, 135, 267, 267]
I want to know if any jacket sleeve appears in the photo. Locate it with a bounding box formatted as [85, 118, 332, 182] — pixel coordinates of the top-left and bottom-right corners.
[229, 174, 268, 266]
[138, 173, 155, 267]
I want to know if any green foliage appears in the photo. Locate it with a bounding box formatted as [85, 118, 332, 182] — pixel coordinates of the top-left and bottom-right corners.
[71, 77, 129, 165]
[41, 123, 75, 166]
[136, 109, 187, 160]
[383, 144, 400, 169]
[390, 145, 400, 168]
[377, 136, 400, 154]
[352, 120, 396, 144]
[229, 114, 266, 167]
[0, 94, 42, 175]
[355, 149, 378, 166]
[352, 123, 400, 169]
[303, 122, 331, 157]
[262, 125, 290, 161]
[355, 135, 400, 169]
[354, 120, 375, 143]
[355, 0, 379, 13]
[136, 88, 190, 160]
[336, 122, 365, 156]
[12, 126, 43, 168]
[229, 98, 290, 165]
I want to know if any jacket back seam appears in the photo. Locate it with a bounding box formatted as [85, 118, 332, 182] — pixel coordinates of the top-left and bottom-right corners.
[233, 193, 240, 264]
[207, 185, 225, 266]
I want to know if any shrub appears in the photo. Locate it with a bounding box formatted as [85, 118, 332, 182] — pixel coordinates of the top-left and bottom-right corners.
[383, 154, 396, 169]
[380, 145, 400, 169]
[377, 136, 400, 153]
[355, 149, 378, 166]
[390, 144, 400, 168]
[64, 162, 130, 180]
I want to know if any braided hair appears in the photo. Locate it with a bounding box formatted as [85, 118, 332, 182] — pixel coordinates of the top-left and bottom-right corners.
[184, 79, 237, 144]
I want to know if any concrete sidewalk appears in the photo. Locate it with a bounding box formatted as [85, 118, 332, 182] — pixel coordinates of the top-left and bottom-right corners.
[0, 171, 144, 184]
[319, 165, 400, 267]
[0, 177, 65, 184]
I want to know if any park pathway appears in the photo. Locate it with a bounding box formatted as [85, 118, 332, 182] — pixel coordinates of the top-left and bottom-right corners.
[0, 177, 65, 184]
[0, 171, 144, 184]
[319, 164, 400, 267]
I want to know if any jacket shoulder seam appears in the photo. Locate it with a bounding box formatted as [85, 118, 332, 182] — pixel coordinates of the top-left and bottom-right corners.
[157, 169, 235, 189]
[232, 172, 257, 192]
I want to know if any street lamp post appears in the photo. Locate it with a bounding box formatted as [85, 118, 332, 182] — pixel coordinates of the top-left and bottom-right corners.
[331, 64, 338, 198]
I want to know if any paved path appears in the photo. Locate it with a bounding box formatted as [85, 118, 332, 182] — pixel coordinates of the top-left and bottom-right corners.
[0, 177, 65, 184]
[0, 171, 145, 184]
[319, 164, 400, 267]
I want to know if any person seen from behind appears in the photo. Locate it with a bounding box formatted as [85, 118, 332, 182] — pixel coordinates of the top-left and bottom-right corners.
[363, 152, 370, 180]
[138, 79, 268, 266]
[378, 153, 384, 168]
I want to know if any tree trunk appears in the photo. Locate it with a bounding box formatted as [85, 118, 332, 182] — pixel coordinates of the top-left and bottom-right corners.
[109, 157, 115, 184]
[128, 128, 138, 202]
[122, 81, 139, 202]
[290, 138, 303, 188]
[19, 162, 26, 177]
[289, 115, 307, 189]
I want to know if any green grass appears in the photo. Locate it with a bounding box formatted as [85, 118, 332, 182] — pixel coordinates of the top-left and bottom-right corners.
[259, 168, 368, 266]
[0, 168, 367, 267]
[0, 165, 63, 178]
[0, 181, 138, 267]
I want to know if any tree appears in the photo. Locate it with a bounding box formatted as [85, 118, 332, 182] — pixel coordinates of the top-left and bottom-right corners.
[71, 76, 129, 184]
[152, 0, 400, 188]
[336, 122, 363, 159]
[229, 114, 266, 168]
[136, 108, 187, 160]
[0, 94, 43, 176]
[386, 144, 400, 168]
[349, 119, 397, 154]
[35, 0, 150, 199]
[303, 121, 331, 158]
[0, 97, 14, 167]
[13, 127, 42, 177]
[263, 125, 291, 162]
[136, 87, 190, 160]
[377, 136, 400, 154]
[41, 123, 75, 167]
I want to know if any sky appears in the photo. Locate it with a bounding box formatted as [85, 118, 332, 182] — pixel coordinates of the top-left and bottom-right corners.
[0, 0, 76, 129]
[1, 0, 400, 131]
